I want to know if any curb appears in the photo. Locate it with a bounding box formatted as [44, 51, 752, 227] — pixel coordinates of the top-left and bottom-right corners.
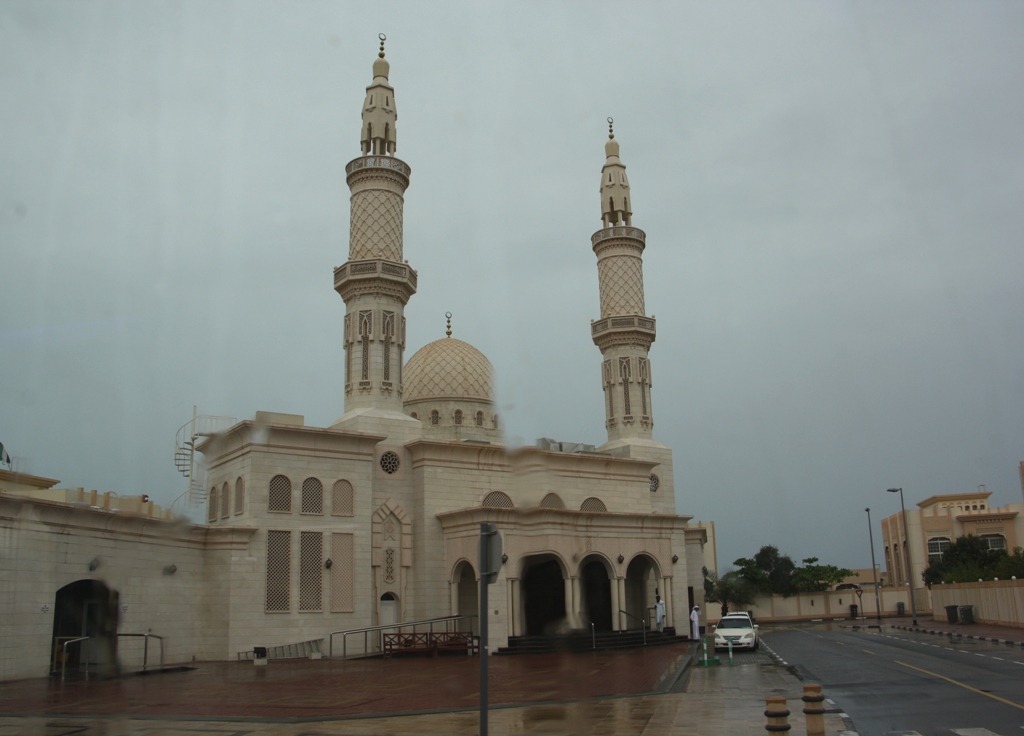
[888, 624, 1024, 647]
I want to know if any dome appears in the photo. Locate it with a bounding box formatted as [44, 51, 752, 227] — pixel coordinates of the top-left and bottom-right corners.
[403, 338, 494, 404]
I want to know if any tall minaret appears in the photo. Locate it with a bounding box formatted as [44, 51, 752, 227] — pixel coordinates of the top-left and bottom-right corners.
[334, 35, 416, 416]
[591, 119, 657, 443]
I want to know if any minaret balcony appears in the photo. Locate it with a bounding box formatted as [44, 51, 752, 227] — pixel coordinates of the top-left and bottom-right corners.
[591, 314, 656, 348]
[591, 226, 646, 248]
[334, 258, 418, 304]
[345, 155, 411, 188]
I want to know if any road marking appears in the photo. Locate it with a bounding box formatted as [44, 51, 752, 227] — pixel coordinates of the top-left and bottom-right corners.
[895, 660, 1024, 711]
[992, 657, 1004, 661]
[862, 649, 875, 655]
[975, 653, 987, 657]
[952, 729, 1004, 736]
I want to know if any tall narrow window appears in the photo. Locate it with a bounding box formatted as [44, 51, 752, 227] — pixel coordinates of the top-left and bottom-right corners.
[344, 314, 352, 386]
[268, 475, 292, 512]
[220, 482, 230, 520]
[208, 487, 218, 523]
[266, 530, 291, 612]
[234, 477, 245, 515]
[638, 357, 649, 417]
[359, 310, 373, 381]
[299, 531, 323, 612]
[475, 411, 484, 427]
[301, 478, 324, 515]
[382, 311, 395, 381]
[619, 357, 632, 416]
[430, 410, 439, 426]
[603, 360, 614, 419]
[330, 533, 355, 612]
[454, 410, 463, 425]
[332, 480, 354, 516]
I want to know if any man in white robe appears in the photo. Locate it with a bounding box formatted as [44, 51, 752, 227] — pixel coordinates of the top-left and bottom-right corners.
[690, 605, 701, 640]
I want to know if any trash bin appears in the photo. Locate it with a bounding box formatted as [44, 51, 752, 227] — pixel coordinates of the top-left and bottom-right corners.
[957, 605, 974, 625]
[896, 601, 905, 616]
[945, 605, 959, 624]
[849, 604, 858, 619]
[253, 646, 268, 667]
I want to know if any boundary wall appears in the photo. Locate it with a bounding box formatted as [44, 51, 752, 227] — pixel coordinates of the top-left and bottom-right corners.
[931, 579, 1024, 629]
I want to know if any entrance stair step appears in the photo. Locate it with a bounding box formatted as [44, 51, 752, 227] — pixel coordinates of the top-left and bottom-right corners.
[496, 628, 687, 655]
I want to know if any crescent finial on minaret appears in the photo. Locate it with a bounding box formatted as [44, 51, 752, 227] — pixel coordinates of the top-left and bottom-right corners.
[608, 117, 614, 140]
[378, 33, 386, 58]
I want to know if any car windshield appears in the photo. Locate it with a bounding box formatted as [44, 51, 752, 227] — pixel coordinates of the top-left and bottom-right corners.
[716, 619, 751, 630]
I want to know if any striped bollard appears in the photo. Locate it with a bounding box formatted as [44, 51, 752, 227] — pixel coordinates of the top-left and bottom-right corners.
[802, 684, 825, 736]
[765, 696, 791, 733]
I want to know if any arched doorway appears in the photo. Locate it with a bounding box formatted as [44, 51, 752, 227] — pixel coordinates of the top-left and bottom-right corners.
[454, 561, 479, 635]
[624, 555, 659, 631]
[380, 593, 397, 628]
[51, 579, 119, 676]
[521, 555, 566, 636]
[579, 557, 613, 632]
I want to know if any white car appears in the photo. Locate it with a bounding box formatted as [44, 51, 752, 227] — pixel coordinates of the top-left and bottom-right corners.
[712, 613, 759, 651]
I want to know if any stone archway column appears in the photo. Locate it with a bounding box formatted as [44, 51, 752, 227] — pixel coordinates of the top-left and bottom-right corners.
[510, 579, 521, 637]
[617, 577, 627, 631]
[450, 580, 458, 617]
[563, 577, 574, 628]
[610, 576, 621, 631]
[571, 576, 581, 623]
[663, 577, 674, 629]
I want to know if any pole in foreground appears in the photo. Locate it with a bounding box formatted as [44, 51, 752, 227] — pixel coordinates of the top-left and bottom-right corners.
[887, 487, 919, 626]
[865, 508, 882, 623]
[478, 522, 502, 736]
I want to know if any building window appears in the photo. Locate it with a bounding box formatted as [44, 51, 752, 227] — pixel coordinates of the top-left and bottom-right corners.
[265, 530, 291, 612]
[927, 537, 951, 564]
[299, 531, 323, 612]
[581, 497, 608, 512]
[330, 533, 355, 612]
[332, 480, 354, 516]
[384, 548, 396, 584]
[981, 534, 1006, 551]
[410, 412, 418, 420]
[649, 474, 660, 493]
[430, 410, 439, 426]
[482, 491, 513, 508]
[208, 486, 218, 522]
[220, 482, 230, 520]
[268, 475, 292, 512]
[454, 409, 463, 425]
[234, 477, 245, 515]
[475, 411, 484, 427]
[359, 310, 372, 381]
[301, 478, 324, 515]
[540, 493, 565, 509]
[382, 311, 395, 381]
[380, 451, 400, 474]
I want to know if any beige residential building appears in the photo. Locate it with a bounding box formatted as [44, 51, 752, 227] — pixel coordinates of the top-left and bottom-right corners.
[881, 486, 1024, 600]
[0, 42, 715, 681]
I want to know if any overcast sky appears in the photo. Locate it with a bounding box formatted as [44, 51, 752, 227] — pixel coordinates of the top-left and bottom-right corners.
[3, 1, 1023, 572]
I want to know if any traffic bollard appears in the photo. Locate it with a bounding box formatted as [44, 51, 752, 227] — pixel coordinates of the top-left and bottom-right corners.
[802, 684, 825, 736]
[765, 696, 791, 733]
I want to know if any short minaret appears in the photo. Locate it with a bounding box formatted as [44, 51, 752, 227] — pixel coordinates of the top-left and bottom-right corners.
[334, 35, 417, 415]
[591, 119, 656, 442]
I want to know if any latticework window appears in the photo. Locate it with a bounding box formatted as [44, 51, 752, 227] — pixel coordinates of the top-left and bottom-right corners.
[649, 474, 660, 493]
[430, 410, 439, 426]
[638, 357, 649, 417]
[299, 531, 323, 612]
[603, 360, 614, 418]
[301, 477, 324, 514]
[454, 410, 463, 425]
[359, 310, 372, 381]
[220, 482, 230, 520]
[330, 533, 355, 612]
[382, 311, 395, 381]
[234, 477, 245, 515]
[384, 548, 396, 584]
[265, 530, 291, 612]
[268, 474, 291, 512]
[332, 479, 354, 516]
[208, 486, 218, 523]
[475, 411, 484, 427]
[344, 314, 352, 386]
[619, 357, 632, 416]
[380, 451, 400, 474]
[581, 497, 608, 512]
[482, 491, 513, 508]
[540, 493, 565, 509]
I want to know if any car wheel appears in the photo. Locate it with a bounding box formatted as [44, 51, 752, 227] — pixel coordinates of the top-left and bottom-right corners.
[753, 640, 759, 651]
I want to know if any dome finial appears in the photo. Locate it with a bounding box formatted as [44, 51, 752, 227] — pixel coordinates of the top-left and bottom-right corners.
[378, 33, 386, 58]
[607, 117, 614, 140]
[445, 311, 452, 338]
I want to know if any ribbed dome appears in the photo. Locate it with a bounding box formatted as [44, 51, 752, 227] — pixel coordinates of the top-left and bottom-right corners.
[403, 338, 494, 403]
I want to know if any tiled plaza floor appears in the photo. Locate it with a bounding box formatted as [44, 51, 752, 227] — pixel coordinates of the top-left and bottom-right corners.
[0, 645, 848, 734]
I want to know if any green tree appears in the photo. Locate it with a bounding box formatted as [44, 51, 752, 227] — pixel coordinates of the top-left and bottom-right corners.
[703, 570, 757, 617]
[793, 557, 853, 593]
[734, 545, 798, 597]
[923, 535, 1009, 586]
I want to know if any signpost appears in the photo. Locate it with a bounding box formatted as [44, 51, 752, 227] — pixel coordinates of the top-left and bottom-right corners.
[478, 522, 502, 736]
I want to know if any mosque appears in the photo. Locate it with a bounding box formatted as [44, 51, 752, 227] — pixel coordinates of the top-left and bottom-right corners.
[0, 41, 714, 681]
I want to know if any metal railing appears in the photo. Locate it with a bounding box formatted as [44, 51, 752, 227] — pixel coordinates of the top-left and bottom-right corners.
[54, 633, 165, 681]
[329, 614, 477, 659]
[578, 613, 596, 649]
[619, 609, 647, 646]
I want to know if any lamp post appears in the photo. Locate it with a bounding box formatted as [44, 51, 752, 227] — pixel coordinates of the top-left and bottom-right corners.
[865, 508, 882, 623]
[887, 487, 918, 626]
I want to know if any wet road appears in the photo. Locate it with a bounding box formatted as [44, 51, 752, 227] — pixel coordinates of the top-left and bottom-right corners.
[762, 623, 1024, 736]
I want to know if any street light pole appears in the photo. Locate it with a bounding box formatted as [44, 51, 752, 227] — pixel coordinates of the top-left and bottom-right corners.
[865, 508, 882, 623]
[887, 487, 919, 626]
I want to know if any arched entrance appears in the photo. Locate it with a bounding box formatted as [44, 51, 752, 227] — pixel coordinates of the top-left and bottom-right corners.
[51, 579, 119, 676]
[624, 555, 660, 631]
[579, 557, 613, 632]
[380, 593, 397, 628]
[521, 555, 566, 636]
[454, 561, 479, 635]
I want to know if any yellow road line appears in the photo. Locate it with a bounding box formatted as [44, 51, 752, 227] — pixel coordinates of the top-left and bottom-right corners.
[862, 649, 875, 655]
[895, 660, 1024, 711]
